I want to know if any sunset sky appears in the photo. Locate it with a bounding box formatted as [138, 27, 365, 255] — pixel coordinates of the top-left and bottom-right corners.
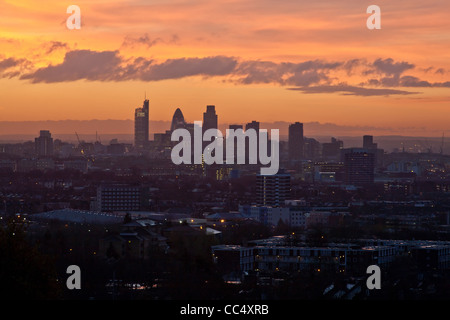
[1, 0, 449, 136]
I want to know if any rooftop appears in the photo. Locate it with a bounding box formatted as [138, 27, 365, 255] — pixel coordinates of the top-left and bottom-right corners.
[30, 209, 123, 224]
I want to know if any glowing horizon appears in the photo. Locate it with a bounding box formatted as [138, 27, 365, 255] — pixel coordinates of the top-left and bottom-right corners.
[1, 0, 449, 137]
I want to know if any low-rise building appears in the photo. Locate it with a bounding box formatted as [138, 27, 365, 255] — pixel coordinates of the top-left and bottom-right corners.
[411, 244, 450, 271]
[212, 237, 450, 278]
[99, 227, 167, 260]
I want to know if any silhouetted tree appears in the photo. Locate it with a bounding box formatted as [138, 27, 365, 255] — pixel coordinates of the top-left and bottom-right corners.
[123, 212, 132, 224]
[0, 219, 61, 299]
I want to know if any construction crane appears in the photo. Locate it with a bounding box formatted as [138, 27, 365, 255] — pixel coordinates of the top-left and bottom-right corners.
[95, 131, 102, 144]
[75, 131, 81, 144]
[439, 132, 445, 155]
[75, 132, 96, 165]
[75, 131, 85, 156]
[424, 138, 432, 154]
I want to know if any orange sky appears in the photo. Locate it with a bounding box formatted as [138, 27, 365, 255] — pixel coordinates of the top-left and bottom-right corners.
[1, 0, 449, 136]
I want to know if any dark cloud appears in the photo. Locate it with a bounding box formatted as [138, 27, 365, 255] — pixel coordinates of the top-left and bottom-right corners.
[286, 69, 329, 86]
[399, 76, 432, 87]
[13, 49, 450, 96]
[235, 60, 290, 84]
[0, 58, 23, 72]
[121, 33, 163, 48]
[233, 58, 425, 91]
[294, 60, 342, 72]
[19, 50, 237, 83]
[0, 57, 30, 78]
[43, 41, 70, 54]
[366, 75, 450, 88]
[342, 59, 364, 75]
[118, 56, 154, 81]
[121, 33, 180, 49]
[365, 76, 403, 87]
[421, 66, 447, 75]
[288, 85, 419, 96]
[371, 58, 415, 76]
[285, 61, 341, 86]
[435, 81, 450, 87]
[20, 50, 123, 83]
[234, 59, 342, 86]
[139, 56, 238, 81]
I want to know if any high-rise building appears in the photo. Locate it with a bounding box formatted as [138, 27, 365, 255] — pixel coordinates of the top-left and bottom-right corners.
[228, 124, 243, 131]
[35, 130, 53, 157]
[171, 108, 186, 131]
[134, 98, 149, 149]
[343, 148, 375, 185]
[288, 122, 304, 161]
[226, 125, 244, 164]
[362, 135, 384, 168]
[244, 121, 260, 164]
[304, 137, 321, 160]
[202, 105, 218, 154]
[363, 135, 377, 150]
[203, 105, 218, 132]
[322, 137, 343, 159]
[256, 172, 291, 207]
[245, 120, 259, 132]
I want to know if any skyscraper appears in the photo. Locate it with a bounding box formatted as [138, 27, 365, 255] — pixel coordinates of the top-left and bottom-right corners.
[171, 108, 186, 131]
[288, 122, 304, 161]
[322, 137, 343, 160]
[362, 135, 384, 168]
[228, 124, 243, 131]
[226, 125, 244, 164]
[134, 98, 149, 149]
[35, 130, 53, 157]
[363, 135, 377, 150]
[245, 121, 260, 164]
[245, 120, 259, 132]
[202, 105, 218, 153]
[203, 105, 218, 132]
[343, 148, 375, 185]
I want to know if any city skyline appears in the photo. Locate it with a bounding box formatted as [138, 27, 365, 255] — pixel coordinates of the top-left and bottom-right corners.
[2, 0, 450, 305]
[1, 0, 450, 136]
[1, 98, 449, 157]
